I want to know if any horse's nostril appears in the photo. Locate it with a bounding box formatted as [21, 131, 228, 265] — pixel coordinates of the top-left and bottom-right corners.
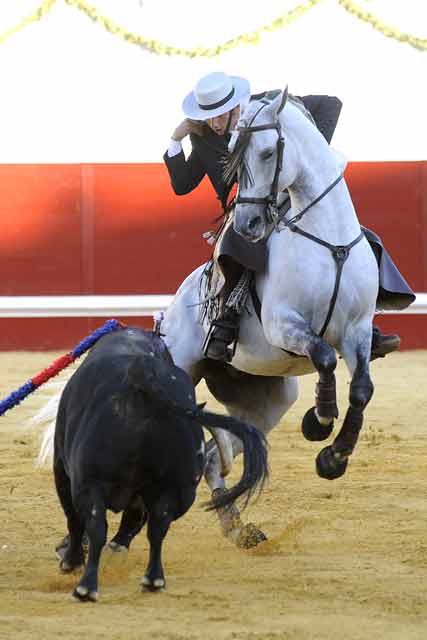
[248, 216, 262, 231]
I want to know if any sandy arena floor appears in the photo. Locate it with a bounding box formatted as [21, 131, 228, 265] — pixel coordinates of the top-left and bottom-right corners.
[0, 349, 426, 639]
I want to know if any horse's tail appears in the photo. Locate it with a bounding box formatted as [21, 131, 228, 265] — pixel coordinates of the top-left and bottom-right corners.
[192, 408, 269, 511]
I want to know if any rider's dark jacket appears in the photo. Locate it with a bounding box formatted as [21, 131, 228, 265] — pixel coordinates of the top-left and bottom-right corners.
[163, 93, 342, 210]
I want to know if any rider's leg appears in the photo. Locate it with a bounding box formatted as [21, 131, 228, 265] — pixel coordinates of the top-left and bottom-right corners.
[204, 256, 249, 362]
[363, 230, 410, 359]
[371, 325, 400, 359]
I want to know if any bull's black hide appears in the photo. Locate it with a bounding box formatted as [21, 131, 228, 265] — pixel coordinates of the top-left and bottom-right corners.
[54, 327, 268, 600]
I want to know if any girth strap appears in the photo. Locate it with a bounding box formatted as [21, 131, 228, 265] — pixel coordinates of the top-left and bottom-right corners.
[288, 225, 365, 337]
[249, 228, 365, 346]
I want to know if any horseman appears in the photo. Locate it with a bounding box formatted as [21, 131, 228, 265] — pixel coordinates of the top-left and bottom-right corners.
[164, 71, 415, 363]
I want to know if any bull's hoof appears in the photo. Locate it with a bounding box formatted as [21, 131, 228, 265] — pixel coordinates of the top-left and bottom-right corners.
[108, 540, 129, 553]
[55, 534, 70, 555]
[316, 445, 348, 480]
[56, 532, 89, 560]
[56, 546, 67, 562]
[59, 553, 84, 573]
[302, 407, 334, 442]
[235, 523, 267, 549]
[140, 575, 165, 592]
[72, 585, 99, 602]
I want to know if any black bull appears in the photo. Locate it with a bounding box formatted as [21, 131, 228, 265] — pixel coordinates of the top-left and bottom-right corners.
[54, 327, 268, 600]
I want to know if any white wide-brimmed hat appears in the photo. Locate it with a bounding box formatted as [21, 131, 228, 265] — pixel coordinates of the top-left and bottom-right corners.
[182, 72, 250, 120]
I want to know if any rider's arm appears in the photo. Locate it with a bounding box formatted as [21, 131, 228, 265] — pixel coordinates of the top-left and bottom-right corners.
[163, 141, 206, 195]
[299, 95, 343, 144]
[163, 119, 207, 195]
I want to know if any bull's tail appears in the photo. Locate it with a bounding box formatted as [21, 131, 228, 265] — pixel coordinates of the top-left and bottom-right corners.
[126, 356, 269, 509]
[192, 409, 269, 512]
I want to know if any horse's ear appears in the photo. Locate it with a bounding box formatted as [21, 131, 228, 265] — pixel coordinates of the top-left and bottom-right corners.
[268, 86, 289, 119]
[276, 85, 289, 115]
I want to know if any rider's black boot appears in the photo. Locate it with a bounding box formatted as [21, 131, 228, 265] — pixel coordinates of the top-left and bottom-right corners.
[370, 325, 401, 360]
[203, 309, 240, 363]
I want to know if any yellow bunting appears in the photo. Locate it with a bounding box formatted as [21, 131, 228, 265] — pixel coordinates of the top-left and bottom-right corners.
[0, 0, 57, 45]
[63, 0, 323, 57]
[0, 0, 425, 53]
[338, 0, 427, 52]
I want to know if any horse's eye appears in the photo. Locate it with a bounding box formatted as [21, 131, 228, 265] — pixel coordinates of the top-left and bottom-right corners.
[261, 149, 274, 161]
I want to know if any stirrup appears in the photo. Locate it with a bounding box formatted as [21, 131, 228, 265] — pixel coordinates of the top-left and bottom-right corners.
[203, 318, 239, 362]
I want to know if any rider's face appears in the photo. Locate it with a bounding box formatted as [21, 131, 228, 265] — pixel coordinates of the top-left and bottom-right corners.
[206, 106, 240, 136]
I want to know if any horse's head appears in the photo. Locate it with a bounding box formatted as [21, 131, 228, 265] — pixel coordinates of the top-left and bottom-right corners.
[227, 88, 299, 243]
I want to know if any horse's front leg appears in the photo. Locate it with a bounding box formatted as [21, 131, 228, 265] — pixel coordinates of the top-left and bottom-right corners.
[263, 307, 338, 441]
[316, 324, 374, 480]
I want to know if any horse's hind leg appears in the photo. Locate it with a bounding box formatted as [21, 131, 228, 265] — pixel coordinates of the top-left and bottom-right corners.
[316, 326, 374, 480]
[202, 363, 298, 547]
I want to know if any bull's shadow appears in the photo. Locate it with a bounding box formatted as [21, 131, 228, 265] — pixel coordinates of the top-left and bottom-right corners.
[54, 327, 268, 601]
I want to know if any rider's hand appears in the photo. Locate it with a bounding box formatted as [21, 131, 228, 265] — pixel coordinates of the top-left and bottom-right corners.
[172, 119, 204, 141]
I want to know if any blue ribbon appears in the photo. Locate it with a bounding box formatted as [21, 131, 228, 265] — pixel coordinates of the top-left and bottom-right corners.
[0, 319, 123, 417]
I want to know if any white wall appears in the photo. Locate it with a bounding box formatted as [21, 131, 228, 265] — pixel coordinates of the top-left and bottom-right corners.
[1, 0, 426, 162]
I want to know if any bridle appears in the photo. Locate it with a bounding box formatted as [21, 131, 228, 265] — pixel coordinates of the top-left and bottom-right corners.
[235, 100, 286, 225]
[236, 90, 365, 339]
[235, 90, 346, 229]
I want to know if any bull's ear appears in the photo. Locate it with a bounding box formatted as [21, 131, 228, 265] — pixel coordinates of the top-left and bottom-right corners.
[276, 85, 289, 115]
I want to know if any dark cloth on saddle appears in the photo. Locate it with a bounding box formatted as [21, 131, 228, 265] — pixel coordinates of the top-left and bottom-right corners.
[218, 218, 268, 272]
[362, 227, 415, 310]
[216, 221, 415, 311]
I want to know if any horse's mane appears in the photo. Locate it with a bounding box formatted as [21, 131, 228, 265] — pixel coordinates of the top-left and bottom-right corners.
[222, 128, 252, 187]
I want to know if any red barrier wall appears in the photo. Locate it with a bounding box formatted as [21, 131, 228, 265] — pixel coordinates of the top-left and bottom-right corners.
[0, 162, 425, 350]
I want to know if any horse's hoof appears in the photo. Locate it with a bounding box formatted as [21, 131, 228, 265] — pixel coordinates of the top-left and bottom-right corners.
[235, 523, 267, 549]
[72, 585, 99, 602]
[302, 407, 334, 442]
[140, 575, 165, 592]
[213, 491, 244, 538]
[316, 445, 348, 480]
